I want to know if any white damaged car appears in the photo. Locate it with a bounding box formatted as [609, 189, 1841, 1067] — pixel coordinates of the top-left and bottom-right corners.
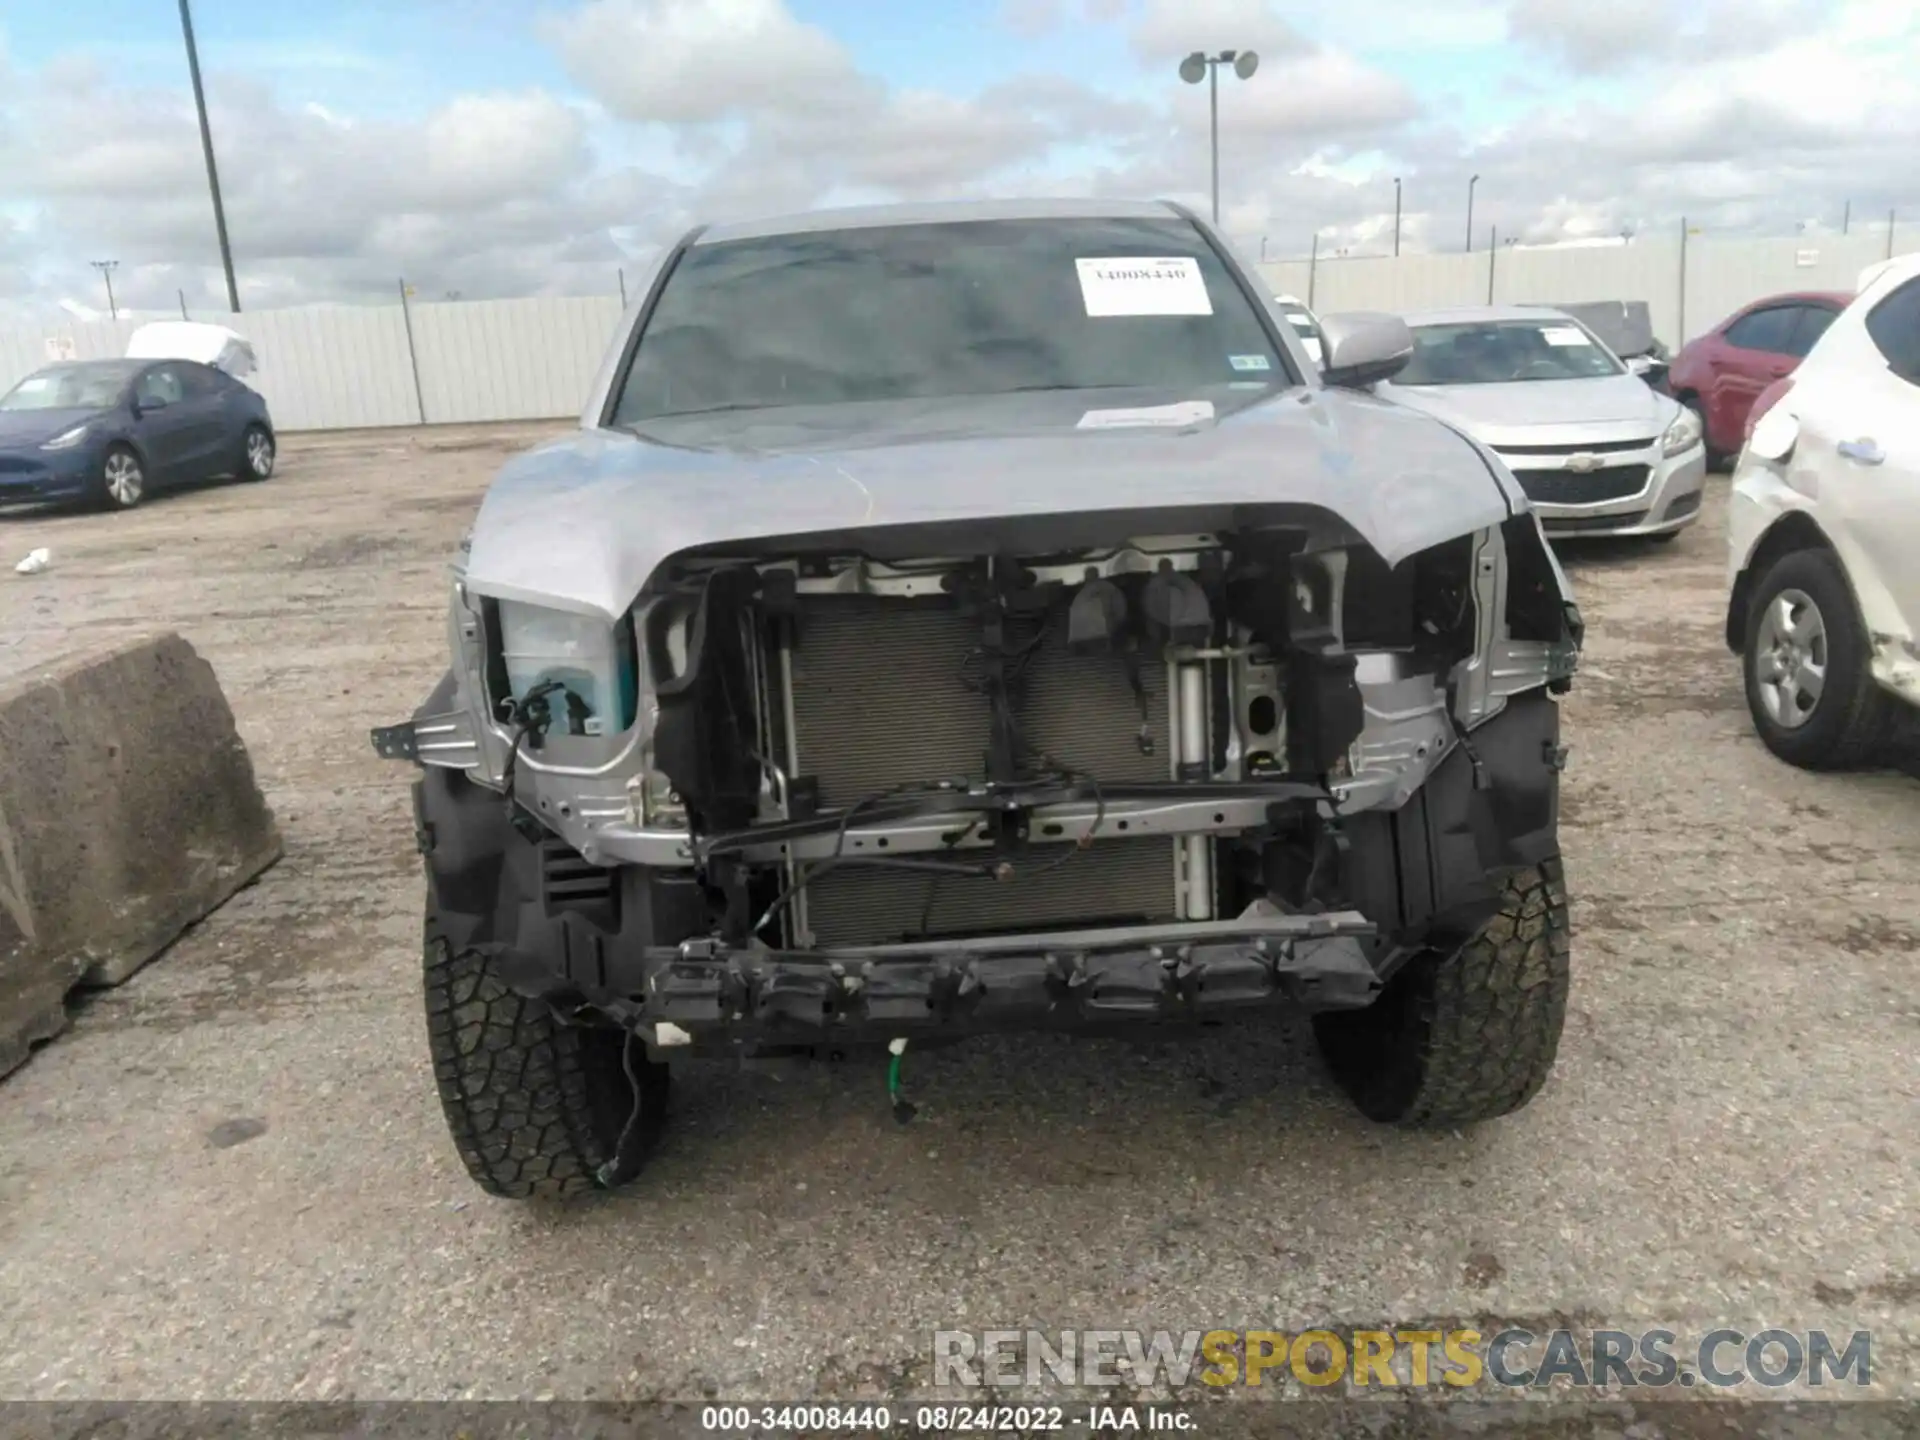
[1727, 252, 1920, 769]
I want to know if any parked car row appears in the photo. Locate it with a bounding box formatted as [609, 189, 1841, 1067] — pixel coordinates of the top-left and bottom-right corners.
[1278, 272, 1913, 774]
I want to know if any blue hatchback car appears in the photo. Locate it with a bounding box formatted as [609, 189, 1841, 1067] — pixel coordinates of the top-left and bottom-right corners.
[0, 358, 276, 510]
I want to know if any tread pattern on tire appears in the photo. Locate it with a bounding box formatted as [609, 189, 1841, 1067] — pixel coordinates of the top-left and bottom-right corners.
[423, 935, 617, 1199]
[1398, 859, 1570, 1125]
[1316, 859, 1571, 1127]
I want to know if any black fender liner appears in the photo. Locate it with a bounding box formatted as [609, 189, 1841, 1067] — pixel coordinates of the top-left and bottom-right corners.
[408, 671, 708, 1008]
[1337, 688, 1563, 945]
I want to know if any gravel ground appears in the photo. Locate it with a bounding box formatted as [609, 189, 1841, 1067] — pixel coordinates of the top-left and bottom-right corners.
[0, 426, 1915, 1405]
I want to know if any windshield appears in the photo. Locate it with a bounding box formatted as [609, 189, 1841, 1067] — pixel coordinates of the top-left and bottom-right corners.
[612, 217, 1291, 423]
[1395, 319, 1625, 386]
[0, 364, 135, 412]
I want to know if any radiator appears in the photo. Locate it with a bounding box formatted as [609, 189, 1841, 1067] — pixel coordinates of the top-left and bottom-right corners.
[784, 594, 1179, 946]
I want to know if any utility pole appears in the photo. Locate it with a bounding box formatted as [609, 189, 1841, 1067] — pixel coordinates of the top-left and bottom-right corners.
[91, 261, 120, 320]
[1393, 177, 1403, 257]
[1179, 49, 1260, 225]
[179, 0, 241, 312]
[1843, 200, 1851, 235]
[1465, 174, 1479, 252]
[1678, 216, 1689, 344]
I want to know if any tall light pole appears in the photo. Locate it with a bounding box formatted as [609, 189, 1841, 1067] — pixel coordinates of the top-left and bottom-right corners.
[1179, 49, 1260, 225]
[90, 261, 120, 320]
[1465, 174, 1479, 252]
[179, 0, 241, 312]
[1393, 177, 1403, 256]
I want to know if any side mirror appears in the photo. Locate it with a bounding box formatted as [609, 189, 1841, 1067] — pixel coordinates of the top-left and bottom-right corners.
[1318, 312, 1414, 388]
[135, 395, 167, 415]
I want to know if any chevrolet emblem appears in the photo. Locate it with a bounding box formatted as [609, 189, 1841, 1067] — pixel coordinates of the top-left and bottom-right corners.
[1566, 452, 1603, 473]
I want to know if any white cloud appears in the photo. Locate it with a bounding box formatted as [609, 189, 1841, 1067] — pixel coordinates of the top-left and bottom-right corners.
[1129, 0, 1315, 66]
[422, 92, 591, 208]
[1182, 48, 1418, 140]
[1504, 0, 1671, 72]
[2, 0, 1917, 319]
[544, 0, 858, 124]
[1506, 0, 1833, 73]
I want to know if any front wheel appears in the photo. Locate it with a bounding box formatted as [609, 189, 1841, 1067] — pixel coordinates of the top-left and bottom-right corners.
[240, 424, 275, 481]
[1313, 860, 1570, 1126]
[1742, 547, 1893, 770]
[93, 443, 146, 510]
[423, 892, 669, 1198]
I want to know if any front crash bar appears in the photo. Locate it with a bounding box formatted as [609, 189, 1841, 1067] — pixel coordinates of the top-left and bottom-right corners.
[625, 911, 1381, 1043]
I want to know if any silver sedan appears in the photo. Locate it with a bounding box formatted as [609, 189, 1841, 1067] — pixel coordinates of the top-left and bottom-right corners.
[1381, 305, 1707, 540]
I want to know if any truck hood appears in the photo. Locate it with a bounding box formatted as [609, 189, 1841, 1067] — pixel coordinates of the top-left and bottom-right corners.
[464, 384, 1521, 620]
[1383, 374, 1677, 442]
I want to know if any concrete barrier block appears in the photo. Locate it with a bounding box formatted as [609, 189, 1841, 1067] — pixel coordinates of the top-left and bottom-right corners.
[0, 632, 282, 1079]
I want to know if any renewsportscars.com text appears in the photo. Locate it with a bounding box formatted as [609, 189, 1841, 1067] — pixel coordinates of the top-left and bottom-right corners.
[932, 1328, 1872, 1391]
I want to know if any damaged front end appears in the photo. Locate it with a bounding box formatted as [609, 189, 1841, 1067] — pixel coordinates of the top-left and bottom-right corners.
[377, 506, 1580, 1056]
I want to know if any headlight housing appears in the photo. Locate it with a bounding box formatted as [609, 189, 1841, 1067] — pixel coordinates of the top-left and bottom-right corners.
[493, 600, 636, 737]
[1661, 405, 1702, 457]
[40, 424, 91, 451]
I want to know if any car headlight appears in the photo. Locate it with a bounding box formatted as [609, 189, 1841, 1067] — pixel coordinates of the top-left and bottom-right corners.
[40, 424, 91, 451]
[1661, 406, 1702, 457]
[493, 599, 634, 737]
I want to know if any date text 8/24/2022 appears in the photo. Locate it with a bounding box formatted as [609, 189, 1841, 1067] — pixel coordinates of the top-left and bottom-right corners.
[699, 1404, 1196, 1432]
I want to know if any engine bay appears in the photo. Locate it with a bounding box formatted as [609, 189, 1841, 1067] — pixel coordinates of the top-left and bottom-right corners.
[448, 516, 1570, 953]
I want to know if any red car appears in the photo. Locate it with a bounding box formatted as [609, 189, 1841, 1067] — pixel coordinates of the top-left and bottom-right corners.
[1665, 290, 1851, 463]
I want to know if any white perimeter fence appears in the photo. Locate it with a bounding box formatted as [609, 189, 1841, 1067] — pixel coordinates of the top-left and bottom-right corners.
[4, 229, 1914, 433]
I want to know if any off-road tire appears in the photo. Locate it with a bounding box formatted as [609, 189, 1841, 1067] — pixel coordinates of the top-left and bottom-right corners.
[1313, 860, 1570, 1126]
[423, 905, 668, 1199]
[1741, 547, 1894, 771]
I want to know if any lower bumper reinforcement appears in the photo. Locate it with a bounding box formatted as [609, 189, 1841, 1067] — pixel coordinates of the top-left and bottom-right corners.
[592, 912, 1381, 1046]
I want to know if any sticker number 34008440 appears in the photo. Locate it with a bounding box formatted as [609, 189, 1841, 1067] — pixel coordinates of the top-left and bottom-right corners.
[1076, 257, 1214, 317]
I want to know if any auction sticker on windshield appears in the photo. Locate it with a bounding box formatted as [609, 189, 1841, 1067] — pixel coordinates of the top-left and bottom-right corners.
[1076, 257, 1213, 317]
[1541, 326, 1591, 346]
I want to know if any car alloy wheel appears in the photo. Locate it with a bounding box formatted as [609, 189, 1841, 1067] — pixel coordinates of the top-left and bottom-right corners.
[102, 447, 145, 508]
[1751, 587, 1827, 728]
[246, 427, 275, 479]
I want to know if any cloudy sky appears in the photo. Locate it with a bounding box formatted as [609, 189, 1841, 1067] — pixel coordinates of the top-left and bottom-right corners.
[1, 0, 1915, 320]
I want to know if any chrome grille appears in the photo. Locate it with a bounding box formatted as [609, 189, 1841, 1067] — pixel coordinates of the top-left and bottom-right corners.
[1506, 464, 1650, 505]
